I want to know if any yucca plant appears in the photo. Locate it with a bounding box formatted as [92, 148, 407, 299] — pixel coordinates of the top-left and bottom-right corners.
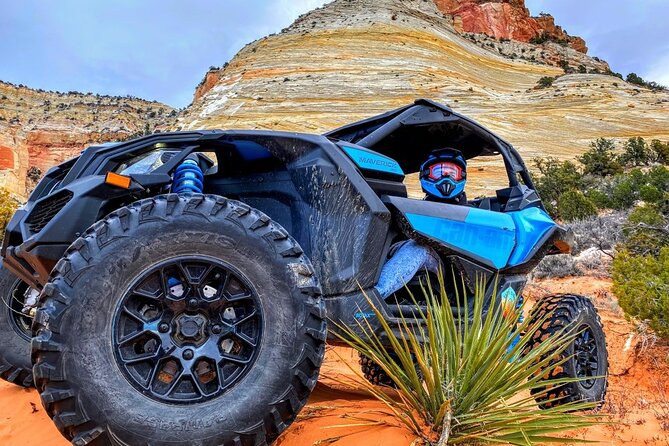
[335, 272, 601, 445]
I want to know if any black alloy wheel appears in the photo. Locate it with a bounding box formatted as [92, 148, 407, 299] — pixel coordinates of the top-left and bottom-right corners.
[573, 325, 599, 389]
[5, 277, 33, 342]
[113, 256, 262, 403]
[0, 265, 35, 387]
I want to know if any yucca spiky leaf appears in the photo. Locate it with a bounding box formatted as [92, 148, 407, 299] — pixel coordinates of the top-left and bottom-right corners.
[334, 270, 602, 445]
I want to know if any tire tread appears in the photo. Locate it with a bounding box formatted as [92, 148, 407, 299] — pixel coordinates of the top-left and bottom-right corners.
[32, 194, 326, 445]
[527, 293, 608, 409]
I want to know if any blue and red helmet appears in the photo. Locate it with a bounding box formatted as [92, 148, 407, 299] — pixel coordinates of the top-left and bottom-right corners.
[419, 148, 467, 200]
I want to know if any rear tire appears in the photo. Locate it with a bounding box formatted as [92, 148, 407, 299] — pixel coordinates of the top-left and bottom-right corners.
[32, 194, 326, 445]
[527, 294, 608, 409]
[359, 354, 396, 388]
[359, 352, 423, 388]
[0, 264, 34, 387]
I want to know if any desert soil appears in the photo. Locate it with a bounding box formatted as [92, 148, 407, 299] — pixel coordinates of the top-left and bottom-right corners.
[1, 276, 668, 445]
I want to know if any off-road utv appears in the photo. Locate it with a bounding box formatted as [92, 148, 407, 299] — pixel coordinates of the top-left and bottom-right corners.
[1, 99, 607, 445]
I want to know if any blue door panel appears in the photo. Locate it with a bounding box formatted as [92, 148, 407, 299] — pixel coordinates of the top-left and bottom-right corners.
[403, 206, 557, 270]
[405, 209, 516, 269]
[507, 207, 556, 266]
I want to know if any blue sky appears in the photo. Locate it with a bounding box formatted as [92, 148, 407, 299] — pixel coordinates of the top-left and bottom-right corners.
[0, 1, 667, 108]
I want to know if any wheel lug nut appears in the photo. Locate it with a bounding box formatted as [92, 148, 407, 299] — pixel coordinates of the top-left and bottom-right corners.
[158, 323, 169, 333]
[211, 325, 222, 334]
[183, 349, 194, 360]
[188, 298, 198, 307]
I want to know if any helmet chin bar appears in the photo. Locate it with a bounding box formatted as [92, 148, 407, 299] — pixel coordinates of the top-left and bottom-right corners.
[419, 175, 466, 200]
[437, 181, 455, 197]
[435, 177, 465, 199]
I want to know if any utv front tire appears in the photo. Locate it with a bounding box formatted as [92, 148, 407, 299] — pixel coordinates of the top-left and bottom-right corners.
[32, 194, 326, 445]
[0, 265, 34, 387]
[527, 294, 608, 409]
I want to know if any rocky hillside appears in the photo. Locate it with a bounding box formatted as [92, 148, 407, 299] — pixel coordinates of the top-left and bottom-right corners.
[178, 0, 668, 194]
[0, 81, 175, 197]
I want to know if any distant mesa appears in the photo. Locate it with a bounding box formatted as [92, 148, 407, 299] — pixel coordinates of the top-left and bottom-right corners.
[0, 81, 175, 197]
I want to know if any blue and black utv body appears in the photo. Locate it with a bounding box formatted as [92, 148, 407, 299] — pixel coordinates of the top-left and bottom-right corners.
[0, 99, 606, 446]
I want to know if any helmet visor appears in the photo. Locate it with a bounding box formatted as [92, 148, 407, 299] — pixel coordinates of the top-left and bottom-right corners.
[428, 162, 464, 182]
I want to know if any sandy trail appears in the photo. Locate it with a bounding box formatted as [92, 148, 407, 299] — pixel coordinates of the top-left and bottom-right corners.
[1, 277, 669, 445]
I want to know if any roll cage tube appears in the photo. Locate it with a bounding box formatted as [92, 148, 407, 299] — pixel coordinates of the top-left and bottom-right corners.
[355, 105, 459, 149]
[507, 143, 537, 190]
[327, 99, 537, 192]
[496, 140, 523, 188]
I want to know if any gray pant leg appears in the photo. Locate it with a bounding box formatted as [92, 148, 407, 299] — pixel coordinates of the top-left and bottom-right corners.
[374, 240, 441, 298]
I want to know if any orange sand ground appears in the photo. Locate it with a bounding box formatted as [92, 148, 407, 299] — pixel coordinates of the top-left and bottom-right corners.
[1, 277, 669, 445]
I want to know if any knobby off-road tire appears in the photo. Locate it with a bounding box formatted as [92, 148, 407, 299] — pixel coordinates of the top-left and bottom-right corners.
[0, 265, 34, 387]
[32, 194, 326, 446]
[359, 353, 423, 389]
[527, 294, 608, 410]
[359, 354, 397, 388]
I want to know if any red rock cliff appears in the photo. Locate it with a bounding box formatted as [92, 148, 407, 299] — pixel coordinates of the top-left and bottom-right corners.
[193, 68, 224, 104]
[434, 0, 588, 53]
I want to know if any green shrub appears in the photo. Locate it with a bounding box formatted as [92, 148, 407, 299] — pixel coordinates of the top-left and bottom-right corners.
[613, 248, 669, 338]
[557, 190, 597, 222]
[626, 73, 667, 91]
[534, 139, 669, 217]
[647, 165, 669, 191]
[639, 184, 664, 204]
[626, 72, 646, 86]
[27, 166, 42, 183]
[586, 189, 612, 209]
[578, 65, 587, 74]
[628, 205, 666, 226]
[532, 158, 583, 218]
[622, 206, 668, 256]
[650, 140, 669, 164]
[606, 70, 624, 80]
[577, 138, 623, 177]
[559, 59, 572, 73]
[647, 82, 667, 91]
[0, 189, 19, 239]
[537, 76, 555, 88]
[610, 177, 637, 210]
[529, 32, 549, 44]
[627, 168, 647, 189]
[619, 137, 650, 167]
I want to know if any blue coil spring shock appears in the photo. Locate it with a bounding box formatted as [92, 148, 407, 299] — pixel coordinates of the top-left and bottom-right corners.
[171, 159, 204, 194]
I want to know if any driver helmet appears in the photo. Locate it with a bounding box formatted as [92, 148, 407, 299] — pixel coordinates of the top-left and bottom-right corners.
[419, 148, 467, 200]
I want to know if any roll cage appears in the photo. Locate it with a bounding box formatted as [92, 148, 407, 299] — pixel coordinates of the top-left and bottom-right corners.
[326, 98, 537, 191]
